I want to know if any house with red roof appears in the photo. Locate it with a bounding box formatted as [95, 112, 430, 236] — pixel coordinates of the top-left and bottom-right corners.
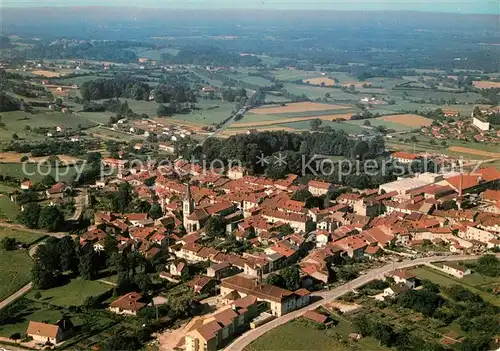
[308, 180, 333, 196]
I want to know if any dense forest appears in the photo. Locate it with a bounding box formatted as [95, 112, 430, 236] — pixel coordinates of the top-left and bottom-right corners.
[25, 41, 142, 63]
[80, 75, 151, 101]
[190, 130, 391, 184]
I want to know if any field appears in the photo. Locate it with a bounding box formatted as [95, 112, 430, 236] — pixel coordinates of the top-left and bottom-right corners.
[378, 114, 433, 127]
[232, 113, 354, 128]
[347, 119, 415, 132]
[0, 183, 17, 194]
[26, 278, 112, 307]
[249, 102, 351, 115]
[31, 70, 60, 77]
[0, 110, 97, 139]
[283, 83, 358, 100]
[0, 195, 20, 222]
[171, 100, 236, 125]
[245, 317, 386, 351]
[0, 152, 81, 165]
[0, 163, 83, 182]
[303, 77, 337, 86]
[0, 227, 45, 245]
[473, 81, 500, 89]
[0, 249, 33, 301]
[447, 146, 500, 158]
[410, 266, 500, 306]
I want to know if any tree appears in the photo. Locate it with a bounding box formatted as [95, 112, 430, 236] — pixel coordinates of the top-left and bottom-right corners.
[18, 202, 41, 229]
[310, 118, 322, 131]
[32, 262, 57, 289]
[149, 203, 163, 220]
[474, 254, 500, 277]
[265, 273, 285, 288]
[280, 265, 301, 291]
[204, 216, 226, 237]
[291, 189, 313, 202]
[79, 250, 98, 280]
[0, 237, 16, 251]
[103, 335, 141, 351]
[373, 322, 396, 347]
[134, 272, 152, 292]
[363, 120, 371, 126]
[57, 236, 78, 272]
[41, 175, 56, 187]
[38, 206, 64, 232]
[111, 183, 133, 213]
[338, 266, 359, 281]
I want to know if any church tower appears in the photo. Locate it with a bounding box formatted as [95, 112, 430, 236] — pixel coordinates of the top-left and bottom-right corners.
[183, 183, 194, 230]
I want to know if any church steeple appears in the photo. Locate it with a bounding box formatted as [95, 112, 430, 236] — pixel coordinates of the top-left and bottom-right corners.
[183, 183, 195, 230]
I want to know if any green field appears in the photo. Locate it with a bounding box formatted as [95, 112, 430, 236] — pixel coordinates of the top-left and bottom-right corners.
[26, 278, 112, 307]
[0, 110, 97, 139]
[0, 163, 82, 182]
[246, 318, 387, 351]
[411, 266, 500, 306]
[279, 120, 365, 135]
[263, 94, 291, 103]
[52, 74, 102, 86]
[0, 249, 33, 301]
[283, 83, 359, 101]
[0, 227, 44, 245]
[0, 183, 17, 194]
[168, 100, 236, 125]
[87, 126, 140, 142]
[270, 69, 320, 81]
[347, 118, 414, 132]
[0, 195, 20, 222]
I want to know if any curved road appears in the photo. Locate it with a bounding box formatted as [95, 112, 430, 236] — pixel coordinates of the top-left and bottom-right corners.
[225, 254, 499, 351]
[0, 225, 66, 310]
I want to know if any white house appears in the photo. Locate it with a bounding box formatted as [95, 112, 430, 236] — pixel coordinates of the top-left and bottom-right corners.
[441, 262, 471, 278]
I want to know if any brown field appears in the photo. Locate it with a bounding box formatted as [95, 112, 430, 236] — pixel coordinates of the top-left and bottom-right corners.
[473, 81, 500, 89]
[31, 70, 60, 78]
[447, 146, 500, 158]
[232, 113, 354, 128]
[303, 77, 337, 86]
[0, 152, 81, 164]
[249, 102, 351, 115]
[378, 114, 433, 127]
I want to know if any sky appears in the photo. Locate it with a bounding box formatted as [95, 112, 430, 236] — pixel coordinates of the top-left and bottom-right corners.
[2, 0, 499, 14]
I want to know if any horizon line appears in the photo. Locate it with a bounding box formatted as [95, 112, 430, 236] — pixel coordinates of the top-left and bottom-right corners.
[1, 6, 497, 16]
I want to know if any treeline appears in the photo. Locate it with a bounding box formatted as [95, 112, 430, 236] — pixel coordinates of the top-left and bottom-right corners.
[6, 139, 100, 157]
[161, 45, 262, 67]
[80, 75, 150, 101]
[194, 131, 385, 179]
[26, 41, 141, 63]
[154, 84, 197, 104]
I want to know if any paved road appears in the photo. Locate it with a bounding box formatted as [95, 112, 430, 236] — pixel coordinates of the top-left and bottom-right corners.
[0, 224, 66, 310]
[68, 188, 88, 221]
[0, 283, 32, 311]
[224, 254, 499, 351]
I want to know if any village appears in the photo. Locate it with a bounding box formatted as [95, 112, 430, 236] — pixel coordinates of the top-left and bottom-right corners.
[4, 148, 500, 351]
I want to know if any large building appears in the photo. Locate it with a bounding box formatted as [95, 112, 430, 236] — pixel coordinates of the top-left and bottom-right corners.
[185, 295, 260, 351]
[220, 274, 310, 317]
[472, 117, 490, 131]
